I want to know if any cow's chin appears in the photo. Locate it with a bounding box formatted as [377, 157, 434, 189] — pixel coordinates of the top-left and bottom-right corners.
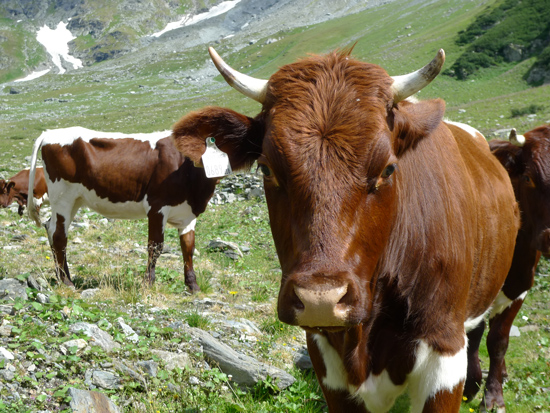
[301, 326, 348, 334]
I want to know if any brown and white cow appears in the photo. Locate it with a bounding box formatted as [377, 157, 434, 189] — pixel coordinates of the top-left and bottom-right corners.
[171, 47, 520, 412]
[463, 125, 550, 411]
[28, 126, 252, 292]
[0, 167, 48, 215]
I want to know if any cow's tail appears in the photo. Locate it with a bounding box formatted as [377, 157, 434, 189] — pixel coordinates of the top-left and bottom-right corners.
[28, 132, 46, 227]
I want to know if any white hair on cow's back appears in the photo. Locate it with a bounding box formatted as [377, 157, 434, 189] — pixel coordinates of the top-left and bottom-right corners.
[38, 126, 171, 150]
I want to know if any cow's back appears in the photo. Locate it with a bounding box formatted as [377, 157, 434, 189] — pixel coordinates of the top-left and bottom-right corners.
[447, 122, 519, 318]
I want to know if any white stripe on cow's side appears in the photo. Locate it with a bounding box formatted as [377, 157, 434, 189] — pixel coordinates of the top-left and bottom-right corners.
[464, 311, 488, 333]
[444, 120, 481, 139]
[38, 127, 171, 150]
[408, 338, 467, 412]
[490, 290, 528, 318]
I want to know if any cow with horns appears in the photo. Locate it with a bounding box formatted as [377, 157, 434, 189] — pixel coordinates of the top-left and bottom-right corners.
[28, 127, 245, 292]
[462, 125, 550, 411]
[0, 167, 48, 215]
[171, 47, 519, 411]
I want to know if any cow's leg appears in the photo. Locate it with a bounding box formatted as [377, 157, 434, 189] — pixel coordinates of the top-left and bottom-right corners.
[145, 211, 165, 285]
[46, 213, 73, 286]
[482, 249, 538, 413]
[482, 294, 526, 412]
[179, 228, 200, 293]
[464, 320, 486, 400]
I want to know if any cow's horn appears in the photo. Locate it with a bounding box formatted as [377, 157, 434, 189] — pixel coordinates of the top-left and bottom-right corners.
[509, 128, 526, 146]
[208, 47, 268, 104]
[391, 49, 445, 103]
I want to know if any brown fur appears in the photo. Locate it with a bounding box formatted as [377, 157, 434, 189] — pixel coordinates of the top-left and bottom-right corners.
[173, 50, 519, 412]
[465, 125, 550, 410]
[0, 167, 47, 215]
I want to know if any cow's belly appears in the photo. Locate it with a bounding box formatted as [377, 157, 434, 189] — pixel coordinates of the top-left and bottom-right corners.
[48, 180, 148, 219]
[313, 334, 467, 413]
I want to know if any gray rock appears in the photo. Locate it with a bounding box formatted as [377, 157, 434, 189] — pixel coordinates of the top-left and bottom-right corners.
[151, 349, 191, 371]
[190, 327, 295, 389]
[112, 360, 145, 384]
[0, 305, 15, 316]
[0, 369, 15, 381]
[27, 275, 43, 292]
[136, 360, 158, 377]
[509, 325, 521, 337]
[68, 387, 121, 412]
[115, 317, 139, 343]
[0, 346, 15, 362]
[86, 370, 123, 390]
[0, 324, 13, 337]
[69, 322, 121, 352]
[208, 239, 243, 259]
[0, 278, 28, 302]
[293, 347, 313, 370]
[36, 293, 49, 304]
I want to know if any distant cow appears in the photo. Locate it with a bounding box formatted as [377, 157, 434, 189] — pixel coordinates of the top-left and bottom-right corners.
[0, 167, 48, 215]
[463, 126, 550, 411]
[170, 47, 519, 411]
[28, 127, 250, 292]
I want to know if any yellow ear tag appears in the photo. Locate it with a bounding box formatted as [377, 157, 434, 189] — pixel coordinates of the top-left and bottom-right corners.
[201, 137, 232, 178]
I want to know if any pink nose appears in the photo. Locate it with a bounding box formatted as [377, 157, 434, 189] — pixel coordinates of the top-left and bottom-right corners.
[277, 271, 361, 327]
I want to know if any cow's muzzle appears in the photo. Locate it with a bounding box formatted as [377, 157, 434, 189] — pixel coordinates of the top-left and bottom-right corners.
[277, 271, 365, 327]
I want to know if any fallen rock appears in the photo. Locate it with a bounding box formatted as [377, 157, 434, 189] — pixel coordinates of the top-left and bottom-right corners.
[70, 322, 121, 353]
[68, 387, 121, 412]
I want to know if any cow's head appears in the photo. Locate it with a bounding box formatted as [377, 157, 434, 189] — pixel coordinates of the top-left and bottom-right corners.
[173, 47, 445, 329]
[0, 180, 16, 208]
[490, 126, 550, 256]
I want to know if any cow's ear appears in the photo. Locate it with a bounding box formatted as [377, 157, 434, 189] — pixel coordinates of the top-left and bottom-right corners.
[171, 106, 264, 170]
[489, 140, 523, 177]
[7, 181, 15, 192]
[390, 99, 446, 157]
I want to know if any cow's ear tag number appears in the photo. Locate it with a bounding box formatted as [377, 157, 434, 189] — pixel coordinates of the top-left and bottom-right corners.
[201, 137, 232, 178]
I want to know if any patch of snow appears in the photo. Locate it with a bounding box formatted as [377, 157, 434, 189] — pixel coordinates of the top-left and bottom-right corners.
[36, 22, 83, 74]
[150, 0, 241, 38]
[14, 69, 51, 82]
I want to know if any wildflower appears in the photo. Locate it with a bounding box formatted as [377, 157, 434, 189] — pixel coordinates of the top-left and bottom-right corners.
[463, 396, 468, 401]
[292, 336, 296, 340]
[46, 256, 51, 260]
[469, 409, 474, 412]
[229, 291, 237, 295]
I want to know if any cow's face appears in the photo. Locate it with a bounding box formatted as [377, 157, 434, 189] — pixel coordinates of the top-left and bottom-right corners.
[0, 180, 16, 208]
[491, 126, 550, 256]
[173, 48, 445, 329]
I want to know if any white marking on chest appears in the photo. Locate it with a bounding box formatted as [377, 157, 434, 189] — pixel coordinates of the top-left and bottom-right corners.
[39, 127, 171, 150]
[313, 334, 406, 413]
[313, 335, 467, 413]
[464, 311, 488, 333]
[407, 339, 467, 412]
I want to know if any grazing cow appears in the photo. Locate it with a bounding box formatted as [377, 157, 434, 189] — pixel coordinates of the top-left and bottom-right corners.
[171, 47, 520, 412]
[28, 127, 250, 292]
[0, 167, 48, 215]
[463, 125, 550, 411]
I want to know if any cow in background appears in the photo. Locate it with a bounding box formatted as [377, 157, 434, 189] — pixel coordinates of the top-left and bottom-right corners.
[463, 125, 550, 411]
[0, 167, 48, 215]
[28, 127, 252, 292]
[171, 47, 519, 412]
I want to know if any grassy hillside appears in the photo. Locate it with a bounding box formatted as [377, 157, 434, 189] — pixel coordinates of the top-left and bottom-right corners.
[1, 0, 549, 411]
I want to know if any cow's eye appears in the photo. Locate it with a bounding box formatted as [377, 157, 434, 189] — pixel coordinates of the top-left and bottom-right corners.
[523, 174, 535, 187]
[381, 163, 397, 178]
[258, 164, 272, 177]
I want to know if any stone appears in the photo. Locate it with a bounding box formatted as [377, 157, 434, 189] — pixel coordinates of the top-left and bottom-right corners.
[151, 349, 191, 371]
[190, 327, 295, 389]
[69, 322, 121, 352]
[0, 346, 15, 362]
[86, 370, 123, 390]
[115, 317, 139, 343]
[68, 387, 121, 412]
[36, 293, 49, 304]
[509, 325, 521, 337]
[136, 360, 158, 377]
[0, 305, 15, 316]
[0, 278, 28, 302]
[293, 347, 313, 370]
